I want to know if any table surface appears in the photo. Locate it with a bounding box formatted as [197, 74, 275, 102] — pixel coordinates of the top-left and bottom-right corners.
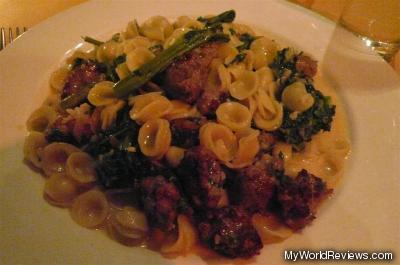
[0, 0, 399, 74]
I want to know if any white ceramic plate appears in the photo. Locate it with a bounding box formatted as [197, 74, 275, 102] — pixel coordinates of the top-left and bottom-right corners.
[1, 1, 399, 264]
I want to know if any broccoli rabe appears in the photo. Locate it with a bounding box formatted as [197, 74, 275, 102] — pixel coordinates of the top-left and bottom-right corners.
[277, 83, 335, 151]
[270, 48, 336, 151]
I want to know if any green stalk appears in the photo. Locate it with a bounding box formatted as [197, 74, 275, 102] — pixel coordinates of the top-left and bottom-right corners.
[82, 36, 104, 46]
[113, 30, 229, 98]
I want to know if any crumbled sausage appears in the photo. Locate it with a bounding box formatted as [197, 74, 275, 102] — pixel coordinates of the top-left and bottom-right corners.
[62, 60, 105, 99]
[176, 146, 228, 209]
[141, 175, 181, 232]
[165, 42, 221, 104]
[236, 161, 277, 213]
[275, 169, 331, 230]
[197, 206, 262, 258]
[295, 55, 317, 78]
[197, 90, 228, 116]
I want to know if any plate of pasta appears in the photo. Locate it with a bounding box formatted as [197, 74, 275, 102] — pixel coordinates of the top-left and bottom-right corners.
[1, 1, 399, 264]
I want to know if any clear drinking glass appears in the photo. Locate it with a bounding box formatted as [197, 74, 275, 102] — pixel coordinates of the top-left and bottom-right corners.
[339, 0, 400, 61]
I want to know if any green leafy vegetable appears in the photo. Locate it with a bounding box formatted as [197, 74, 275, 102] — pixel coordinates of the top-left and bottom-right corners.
[237, 33, 256, 51]
[277, 83, 335, 151]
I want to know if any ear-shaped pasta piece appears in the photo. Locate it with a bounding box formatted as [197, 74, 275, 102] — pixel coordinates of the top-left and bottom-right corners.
[44, 173, 80, 207]
[164, 100, 198, 120]
[123, 36, 152, 54]
[66, 152, 96, 184]
[96, 41, 124, 63]
[231, 23, 256, 35]
[70, 189, 109, 228]
[217, 43, 239, 65]
[254, 100, 283, 131]
[229, 69, 258, 100]
[41, 142, 81, 176]
[49, 66, 69, 93]
[242, 50, 255, 70]
[129, 92, 171, 124]
[225, 128, 260, 169]
[216, 102, 251, 131]
[88, 81, 117, 106]
[165, 146, 186, 167]
[174, 16, 192, 28]
[126, 47, 155, 72]
[100, 100, 125, 130]
[199, 122, 237, 162]
[115, 63, 130, 80]
[138, 119, 171, 159]
[23, 132, 48, 168]
[26, 106, 58, 133]
[161, 215, 197, 255]
[123, 20, 140, 39]
[164, 27, 190, 49]
[252, 214, 293, 244]
[222, 23, 242, 48]
[250, 36, 278, 68]
[256, 67, 274, 90]
[174, 16, 204, 29]
[281, 81, 314, 112]
[42, 93, 61, 111]
[140, 16, 173, 41]
[207, 59, 231, 91]
[108, 206, 148, 240]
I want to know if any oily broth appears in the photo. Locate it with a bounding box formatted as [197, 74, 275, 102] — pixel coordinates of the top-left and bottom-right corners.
[284, 74, 351, 189]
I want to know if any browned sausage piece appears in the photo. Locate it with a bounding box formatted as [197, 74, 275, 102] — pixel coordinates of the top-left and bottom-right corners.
[176, 146, 228, 210]
[165, 42, 221, 104]
[197, 206, 262, 258]
[141, 175, 181, 232]
[62, 60, 105, 99]
[295, 55, 317, 78]
[276, 169, 331, 230]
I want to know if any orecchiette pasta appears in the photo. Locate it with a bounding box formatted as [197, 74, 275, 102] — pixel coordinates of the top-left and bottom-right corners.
[140, 16, 173, 41]
[66, 152, 96, 184]
[163, 100, 199, 120]
[138, 118, 171, 159]
[96, 41, 124, 63]
[129, 92, 171, 124]
[216, 102, 251, 131]
[108, 206, 148, 240]
[44, 173, 80, 207]
[164, 27, 190, 49]
[26, 106, 58, 133]
[115, 63, 131, 80]
[41, 142, 81, 176]
[161, 215, 197, 255]
[207, 59, 231, 91]
[281, 81, 314, 112]
[122, 20, 140, 39]
[252, 214, 293, 244]
[199, 122, 237, 162]
[88, 81, 117, 106]
[225, 128, 260, 169]
[229, 69, 258, 100]
[49, 66, 70, 93]
[165, 146, 186, 167]
[217, 43, 239, 65]
[123, 36, 152, 54]
[100, 100, 126, 130]
[70, 189, 109, 228]
[250, 37, 278, 69]
[23, 132, 48, 168]
[126, 47, 155, 72]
